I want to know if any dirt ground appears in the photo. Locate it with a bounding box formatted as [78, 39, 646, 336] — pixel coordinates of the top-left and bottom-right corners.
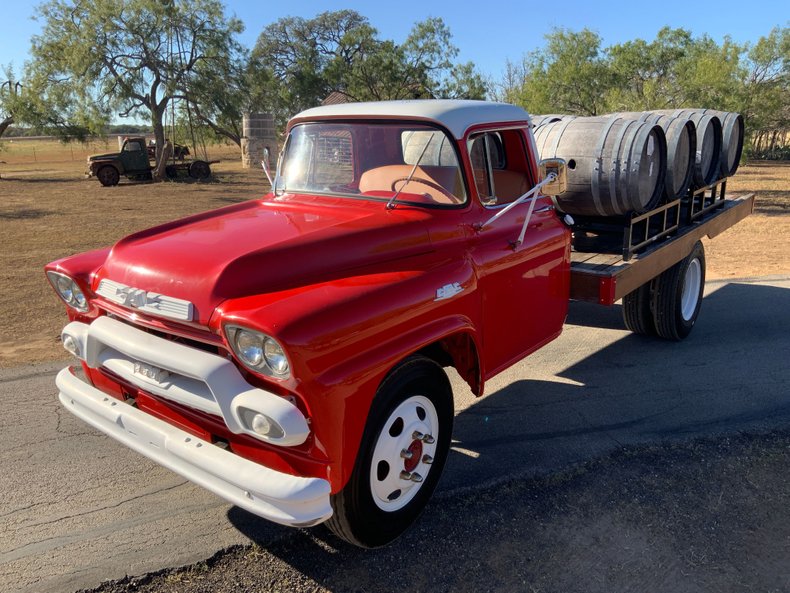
[83, 430, 790, 593]
[0, 140, 788, 367]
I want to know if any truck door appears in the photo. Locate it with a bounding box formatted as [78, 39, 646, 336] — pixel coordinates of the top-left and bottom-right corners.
[466, 129, 570, 378]
[121, 139, 150, 173]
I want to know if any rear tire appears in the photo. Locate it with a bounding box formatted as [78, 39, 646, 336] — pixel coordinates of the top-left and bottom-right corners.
[188, 160, 211, 179]
[97, 165, 120, 187]
[622, 281, 656, 336]
[652, 241, 706, 340]
[326, 356, 453, 548]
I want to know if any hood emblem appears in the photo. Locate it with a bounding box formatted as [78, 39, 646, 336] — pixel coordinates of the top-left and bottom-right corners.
[96, 279, 194, 322]
[117, 287, 149, 308]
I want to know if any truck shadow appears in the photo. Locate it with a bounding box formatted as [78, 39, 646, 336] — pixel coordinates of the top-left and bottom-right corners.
[226, 280, 790, 587]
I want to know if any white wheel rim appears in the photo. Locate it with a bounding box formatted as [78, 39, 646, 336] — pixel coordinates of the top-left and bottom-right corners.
[369, 395, 439, 512]
[681, 258, 702, 321]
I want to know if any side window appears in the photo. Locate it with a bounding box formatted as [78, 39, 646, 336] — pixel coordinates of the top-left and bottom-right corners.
[468, 130, 533, 206]
[123, 141, 142, 152]
[469, 135, 493, 204]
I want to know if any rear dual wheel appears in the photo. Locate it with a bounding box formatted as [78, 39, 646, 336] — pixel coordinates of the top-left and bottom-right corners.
[652, 241, 706, 340]
[622, 281, 656, 336]
[622, 241, 706, 340]
[327, 356, 453, 548]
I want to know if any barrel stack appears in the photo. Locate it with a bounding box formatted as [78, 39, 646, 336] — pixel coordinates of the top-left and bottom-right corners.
[532, 108, 743, 219]
[652, 109, 723, 187]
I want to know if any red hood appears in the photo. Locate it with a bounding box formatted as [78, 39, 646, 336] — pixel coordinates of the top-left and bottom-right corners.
[95, 194, 434, 324]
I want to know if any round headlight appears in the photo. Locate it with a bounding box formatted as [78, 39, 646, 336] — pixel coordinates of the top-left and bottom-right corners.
[47, 271, 89, 312]
[235, 330, 264, 366]
[56, 276, 74, 302]
[264, 338, 289, 375]
[226, 325, 290, 378]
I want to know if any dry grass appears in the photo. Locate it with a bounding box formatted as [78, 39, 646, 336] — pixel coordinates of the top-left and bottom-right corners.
[704, 161, 790, 280]
[0, 141, 787, 367]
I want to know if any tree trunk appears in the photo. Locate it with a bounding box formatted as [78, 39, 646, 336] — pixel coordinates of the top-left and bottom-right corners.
[0, 116, 14, 139]
[151, 108, 167, 181]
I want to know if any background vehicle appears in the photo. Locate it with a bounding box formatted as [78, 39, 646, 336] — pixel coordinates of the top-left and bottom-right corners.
[49, 100, 753, 547]
[86, 136, 212, 186]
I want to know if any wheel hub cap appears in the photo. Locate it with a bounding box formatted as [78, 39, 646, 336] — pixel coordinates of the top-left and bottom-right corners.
[403, 440, 423, 472]
[369, 395, 439, 512]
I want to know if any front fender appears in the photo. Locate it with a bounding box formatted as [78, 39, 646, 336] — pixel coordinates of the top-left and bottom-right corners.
[212, 259, 481, 492]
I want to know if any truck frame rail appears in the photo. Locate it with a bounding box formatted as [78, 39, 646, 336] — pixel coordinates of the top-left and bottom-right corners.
[569, 191, 755, 305]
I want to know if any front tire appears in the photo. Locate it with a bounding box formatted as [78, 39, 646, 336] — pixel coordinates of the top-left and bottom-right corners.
[97, 165, 120, 187]
[652, 241, 706, 340]
[326, 356, 453, 548]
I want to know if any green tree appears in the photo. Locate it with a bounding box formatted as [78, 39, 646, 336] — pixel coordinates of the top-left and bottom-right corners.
[250, 11, 487, 128]
[0, 64, 90, 142]
[0, 66, 21, 139]
[26, 0, 244, 174]
[250, 10, 369, 125]
[741, 26, 790, 154]
[607, 27, 696, 110]
[515, 28, 614, 116]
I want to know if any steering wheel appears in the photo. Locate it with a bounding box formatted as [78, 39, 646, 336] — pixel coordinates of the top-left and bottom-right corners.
[390, 177, 461, 203]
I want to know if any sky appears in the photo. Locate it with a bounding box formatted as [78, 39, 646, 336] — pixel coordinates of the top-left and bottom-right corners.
[2, 0, 788, 89]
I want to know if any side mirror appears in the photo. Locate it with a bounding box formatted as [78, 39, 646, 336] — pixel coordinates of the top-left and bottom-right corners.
[538, 158, 568, 196]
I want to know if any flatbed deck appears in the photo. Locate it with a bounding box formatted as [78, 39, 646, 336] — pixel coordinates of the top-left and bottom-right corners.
[569, 193, 756, 305]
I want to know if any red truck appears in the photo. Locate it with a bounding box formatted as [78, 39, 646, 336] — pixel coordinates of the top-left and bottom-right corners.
[47, 100, 753, 548]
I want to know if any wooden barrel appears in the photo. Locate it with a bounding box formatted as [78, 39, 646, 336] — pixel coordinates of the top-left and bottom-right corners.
[612, 112, 696, 201]
[533, 116, 667, 217]
[531, 114, 567, 129]
[702, 109, 744, 176]
[653, 109, 722, 187]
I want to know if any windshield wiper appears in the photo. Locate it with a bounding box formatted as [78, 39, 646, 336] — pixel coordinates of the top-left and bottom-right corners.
[386, 133, 435, 210]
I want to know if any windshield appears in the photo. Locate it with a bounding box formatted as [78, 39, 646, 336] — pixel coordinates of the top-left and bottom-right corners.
[278, 122, 467, 207]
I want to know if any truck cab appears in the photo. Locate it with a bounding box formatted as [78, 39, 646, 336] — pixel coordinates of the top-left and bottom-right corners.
[86, 136, 153, 186]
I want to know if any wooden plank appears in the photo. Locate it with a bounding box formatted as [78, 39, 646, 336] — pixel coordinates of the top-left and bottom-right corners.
[575, 253, 623, 272]
[570, 193, 755, 304]
[570, 251, 602, 264]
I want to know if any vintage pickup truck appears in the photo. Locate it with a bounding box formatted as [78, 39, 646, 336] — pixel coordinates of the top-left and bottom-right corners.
[47, 100, 753, 548]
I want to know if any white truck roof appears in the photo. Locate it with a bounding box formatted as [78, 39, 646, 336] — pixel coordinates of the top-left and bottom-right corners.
[289, 100, 532, 139]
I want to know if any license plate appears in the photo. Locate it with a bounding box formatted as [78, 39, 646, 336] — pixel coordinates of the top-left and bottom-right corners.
[133, 362, 169, 383]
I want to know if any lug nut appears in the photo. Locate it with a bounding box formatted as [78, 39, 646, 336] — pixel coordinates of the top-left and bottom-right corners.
[400, 449, 414, 460]
[400, 470, 423, 482]
[422, 454, 434, 465]
[412, 431, 435, 444]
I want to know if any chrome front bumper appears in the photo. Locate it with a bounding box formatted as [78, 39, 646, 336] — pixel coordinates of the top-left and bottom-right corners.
[61, 317, 309, 447]
[57, 367, 332, 527]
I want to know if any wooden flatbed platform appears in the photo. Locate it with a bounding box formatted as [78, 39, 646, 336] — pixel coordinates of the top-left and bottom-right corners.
[569, 193, 756, 305]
